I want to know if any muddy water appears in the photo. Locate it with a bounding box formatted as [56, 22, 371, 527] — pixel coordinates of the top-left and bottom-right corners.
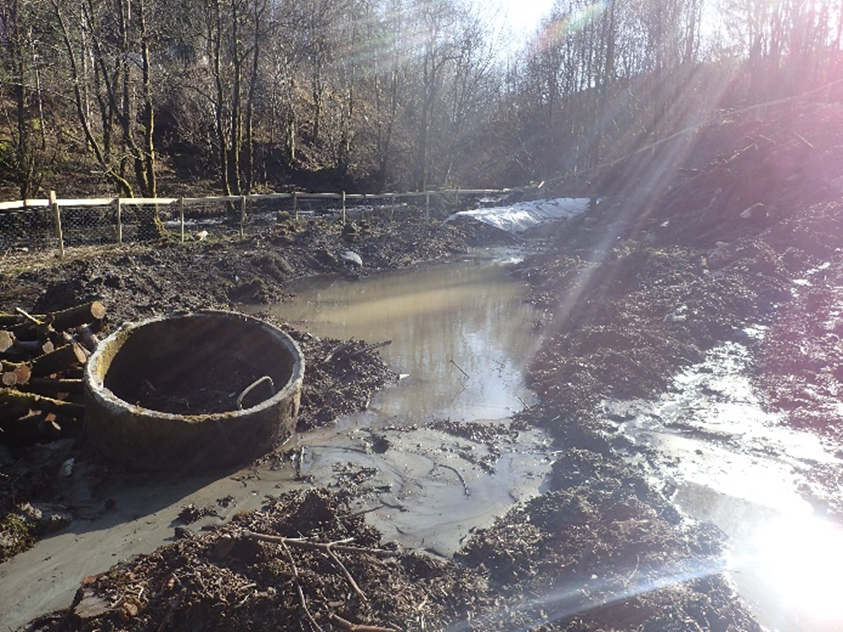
[605, 329, 843, 632]
[0, 250, 553, 630]
[255, 250, 552, 554]
[266, 251, 542, 424]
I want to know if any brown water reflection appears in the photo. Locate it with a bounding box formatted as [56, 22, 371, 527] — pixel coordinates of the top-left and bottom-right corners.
[260, 252, 541, 424]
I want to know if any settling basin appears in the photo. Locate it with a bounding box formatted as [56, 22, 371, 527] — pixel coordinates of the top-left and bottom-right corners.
[260, 250, 542, 424]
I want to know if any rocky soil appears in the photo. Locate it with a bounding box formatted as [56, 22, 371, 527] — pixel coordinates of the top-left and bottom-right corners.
[3, 99, 843, 630]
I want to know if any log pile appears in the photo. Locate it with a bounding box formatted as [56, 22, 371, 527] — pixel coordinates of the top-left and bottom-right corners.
[0, 301, 106, 445]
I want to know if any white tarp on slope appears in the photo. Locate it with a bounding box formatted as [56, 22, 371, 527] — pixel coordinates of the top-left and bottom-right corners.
[446, 197, 591, 233]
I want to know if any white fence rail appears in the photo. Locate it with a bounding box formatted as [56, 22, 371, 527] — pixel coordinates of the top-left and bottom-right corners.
[0, 188, 521, 255]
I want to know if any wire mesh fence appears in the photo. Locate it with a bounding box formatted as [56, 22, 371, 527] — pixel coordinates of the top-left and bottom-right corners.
[0, 188, 525, 254]
[0, 205, 56, 251]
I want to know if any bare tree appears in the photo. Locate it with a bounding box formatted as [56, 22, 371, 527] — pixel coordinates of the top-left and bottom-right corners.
[0, 0, 52, 199]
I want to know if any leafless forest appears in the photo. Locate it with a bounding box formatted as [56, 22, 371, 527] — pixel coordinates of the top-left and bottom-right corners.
[1, 0, 841, 198]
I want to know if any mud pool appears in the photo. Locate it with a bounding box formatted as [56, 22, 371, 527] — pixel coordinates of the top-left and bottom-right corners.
[0, 249, 554, 630]
[255, 250, 552, 555]
[605, 328, 843, 632]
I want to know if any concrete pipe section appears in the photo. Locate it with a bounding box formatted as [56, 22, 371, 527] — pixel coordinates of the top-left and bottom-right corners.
[84, 310, 304, 470]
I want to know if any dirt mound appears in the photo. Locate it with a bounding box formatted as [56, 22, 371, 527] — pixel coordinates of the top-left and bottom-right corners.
[523, 99, 843, 439]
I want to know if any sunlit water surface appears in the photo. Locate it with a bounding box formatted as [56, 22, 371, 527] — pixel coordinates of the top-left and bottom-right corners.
[606, 328, 843, 631]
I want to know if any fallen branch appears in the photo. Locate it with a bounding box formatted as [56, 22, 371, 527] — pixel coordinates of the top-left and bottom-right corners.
[281, 541, 324, 632]
[324, 341, 356, 363]
[449, 358, 470, 379]
[243, 531, 396, 557]
[19, 378, 84, 397]
[156, 589, 184, 632]
[435, 463, 470, 497]
[0, 387, 85, 419]
[15, 307, 44, 327]
[325, 340, 391, 363]
[326, 546, 367, 602]
[328, 614, 397, 632]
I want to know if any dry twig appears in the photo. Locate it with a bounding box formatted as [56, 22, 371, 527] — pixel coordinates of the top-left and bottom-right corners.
[243, 531, 396, 557]
[281, 541, 324, 632]
[328, 613, 397, 632]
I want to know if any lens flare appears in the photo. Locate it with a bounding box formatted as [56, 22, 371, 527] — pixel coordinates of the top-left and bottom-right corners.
[747, 515, 843, 624]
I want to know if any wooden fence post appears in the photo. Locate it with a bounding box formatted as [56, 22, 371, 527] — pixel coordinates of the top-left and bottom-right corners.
[391, 194, 396, 222]
[116, 198, 123, 244]
[50, 190, 64, 257]
[342, 191, 346, 224]
[239, 195, 246, 238]
[179, 198, 185, 243]
[293, 191, 298, 223]
[425, 192, 430, 222]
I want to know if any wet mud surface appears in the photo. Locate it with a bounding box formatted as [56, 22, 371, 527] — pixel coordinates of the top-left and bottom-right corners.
[2, 101, 843, 630]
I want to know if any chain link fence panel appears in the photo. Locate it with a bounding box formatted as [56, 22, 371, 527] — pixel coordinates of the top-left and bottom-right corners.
[1, 188, 532, 253]
[0, 206, 55, 251]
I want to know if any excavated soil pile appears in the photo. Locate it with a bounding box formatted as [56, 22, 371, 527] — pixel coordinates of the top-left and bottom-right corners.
[521, 99, 843, 518]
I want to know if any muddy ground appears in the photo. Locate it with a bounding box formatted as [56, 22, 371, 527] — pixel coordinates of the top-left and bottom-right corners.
[2, 99, 843, 630]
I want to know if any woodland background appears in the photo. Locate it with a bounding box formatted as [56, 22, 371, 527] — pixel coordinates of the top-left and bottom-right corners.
[1, 0, 841, 199]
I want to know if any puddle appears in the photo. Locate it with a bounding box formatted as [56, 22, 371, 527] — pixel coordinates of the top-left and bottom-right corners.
[293, 422, 552, 557]
[605, 330, 843, 632]
[255, 249, 552, 554]
[0, 249, 552, 629]
[262, 250, 542, 424]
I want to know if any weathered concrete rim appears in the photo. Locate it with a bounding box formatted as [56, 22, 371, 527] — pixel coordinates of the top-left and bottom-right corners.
[83, 309, 305, 470]
[84, 309, 304, 421]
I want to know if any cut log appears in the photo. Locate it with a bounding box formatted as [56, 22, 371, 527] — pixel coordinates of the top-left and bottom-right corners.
[0, 410, 44, 443]
[47, 301, 107, 331]
[40, 413, 64, 441]
[0, 330, 13, 353]
[0, 314, 24, 327]
[63, 366, 85, 380]
[0, 411, 72, 443]
[31, 343, 89, 378]
[75, 325, 100, 352]
[0, 388, 85, 419]
[12, 338, 54, 355]
[3, 301, 107, 341]
[1, 361, 31, 385]
[20, 378, 83, 397]
[0, 401, 32, 426]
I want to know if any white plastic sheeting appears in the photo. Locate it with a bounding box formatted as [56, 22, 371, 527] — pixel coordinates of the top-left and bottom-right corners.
[446, 197, 591, 233]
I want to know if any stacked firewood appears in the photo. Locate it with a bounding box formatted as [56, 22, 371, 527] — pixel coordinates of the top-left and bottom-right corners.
[0, 301, 106, 445]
